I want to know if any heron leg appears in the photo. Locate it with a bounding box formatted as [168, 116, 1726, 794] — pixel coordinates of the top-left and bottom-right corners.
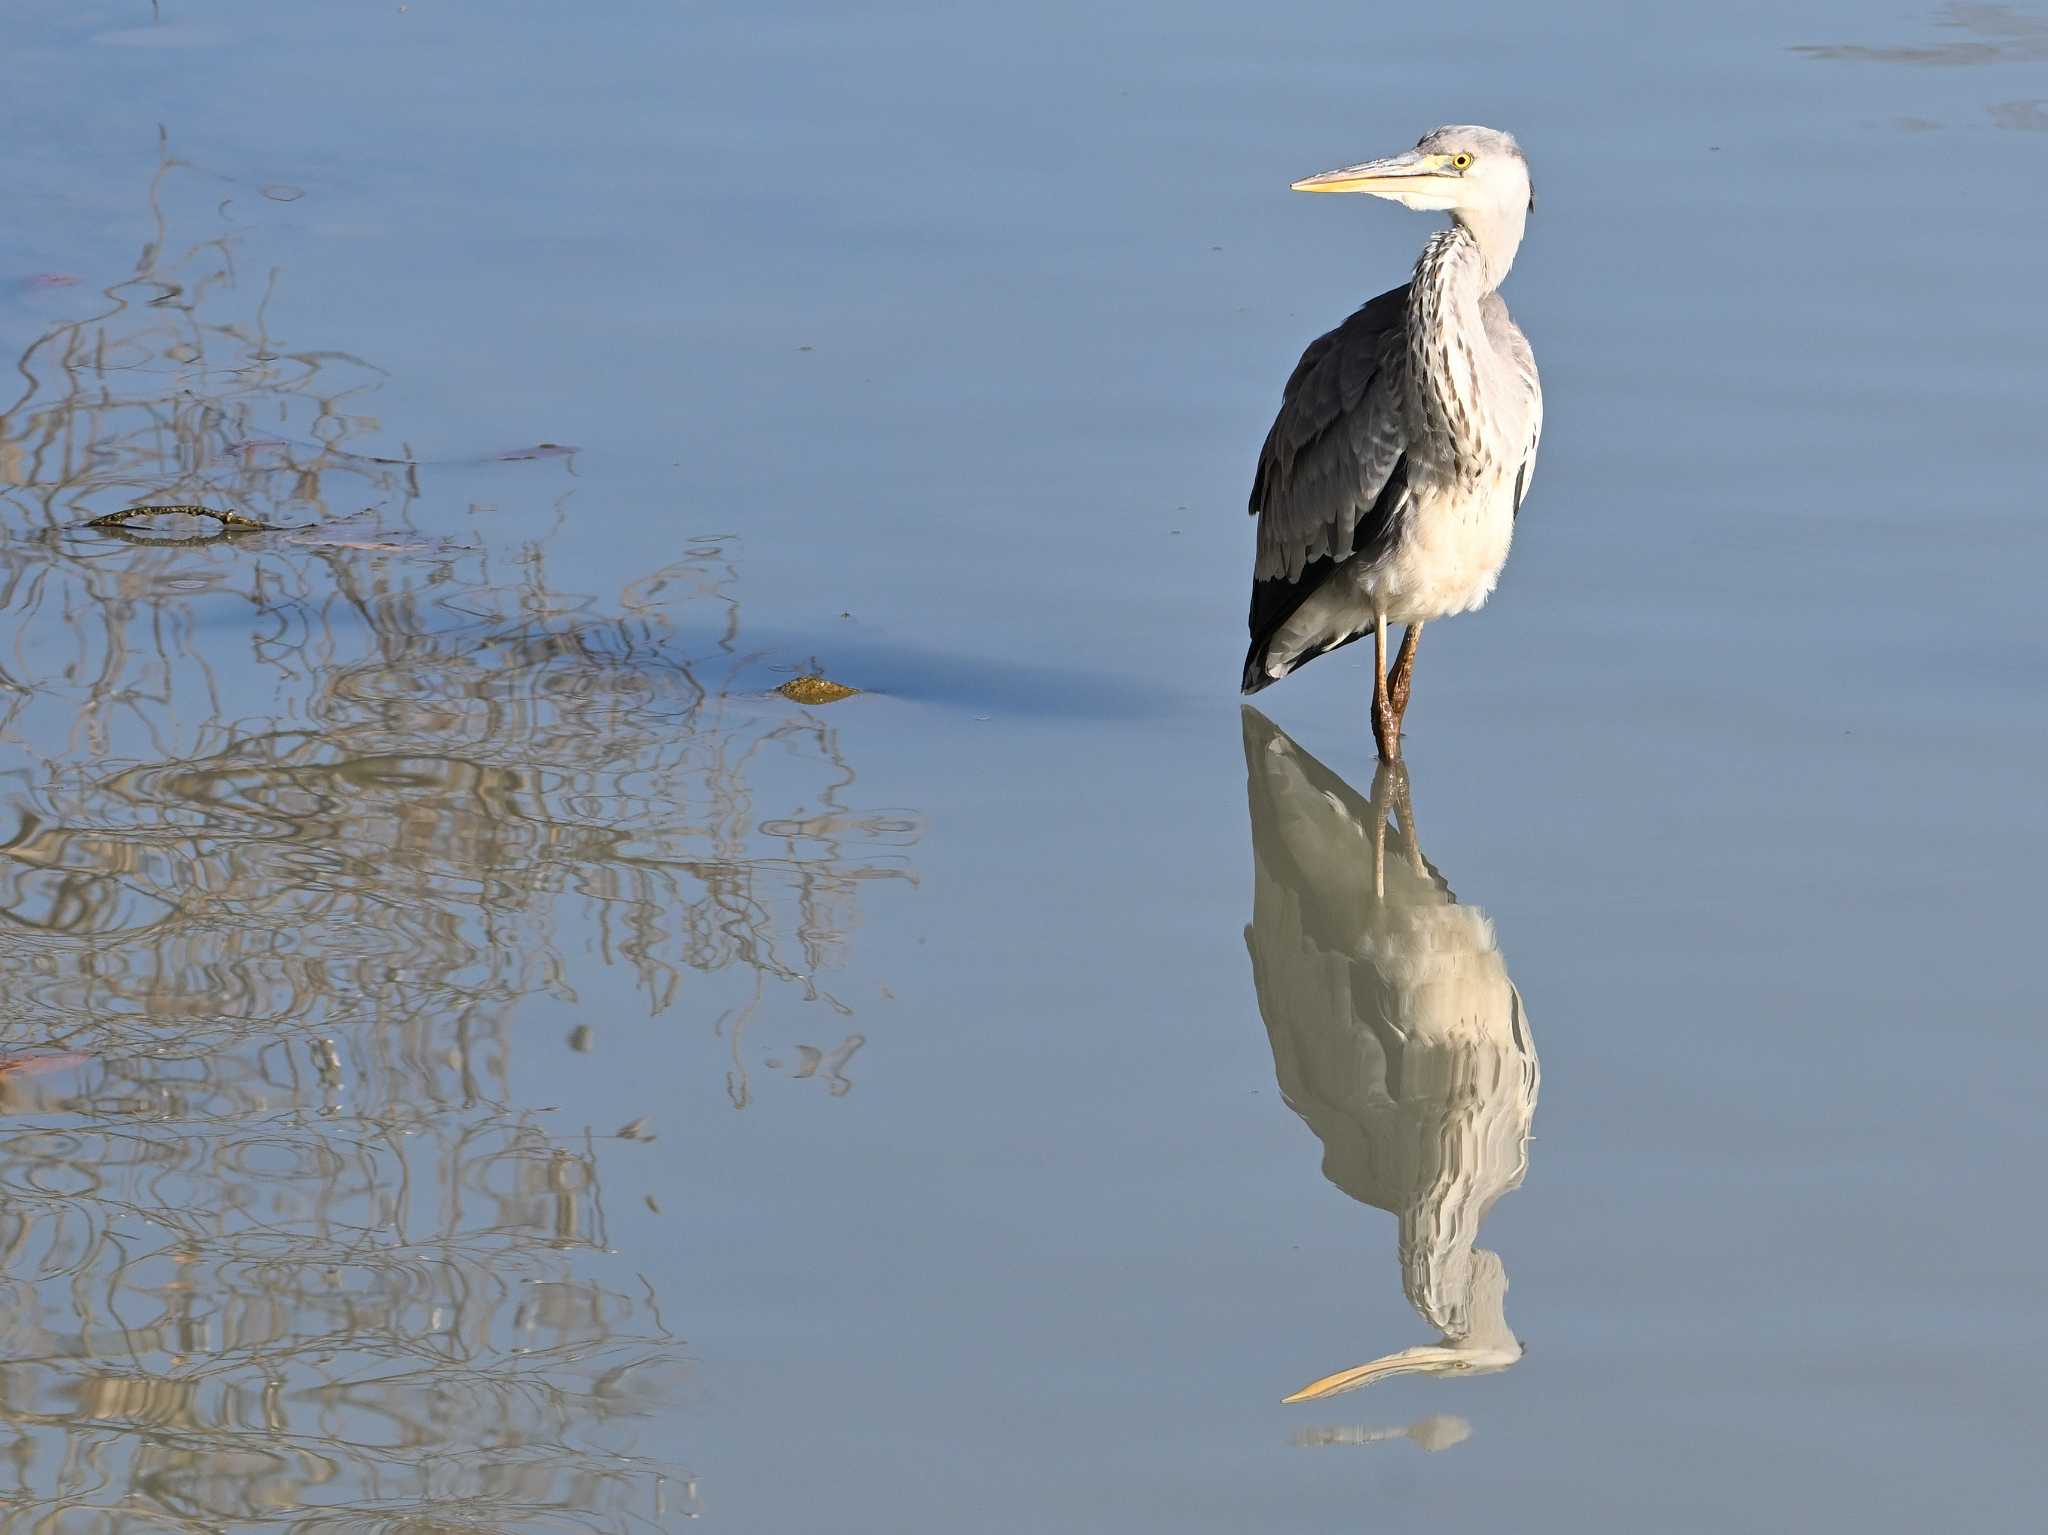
[1370, 783, 1387, 901]
[1371, 613, 1400, 762]
[1387, 622, 1424, 730]
[1380, 758, 1426, 876]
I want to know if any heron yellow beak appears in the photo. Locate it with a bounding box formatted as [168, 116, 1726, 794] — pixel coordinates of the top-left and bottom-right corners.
[1292, 151, 1450, 194]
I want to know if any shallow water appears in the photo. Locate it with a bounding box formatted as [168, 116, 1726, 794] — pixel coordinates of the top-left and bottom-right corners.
[2, 2, 2045, 1530]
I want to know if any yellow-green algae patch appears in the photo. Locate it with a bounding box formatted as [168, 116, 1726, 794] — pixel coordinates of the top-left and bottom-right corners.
[776, 675, 860, 705]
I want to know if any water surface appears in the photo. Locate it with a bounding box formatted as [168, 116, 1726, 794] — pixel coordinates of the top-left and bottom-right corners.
[3, 2, 2045, 1530]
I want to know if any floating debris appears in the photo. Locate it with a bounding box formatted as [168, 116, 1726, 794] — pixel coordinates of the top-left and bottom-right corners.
[87, 503, 271, 531]
[83, 504, 470, 551]
[494, 443, 577, 461]
[777, 674, 860, 705]
[569, 1025, 594, 1053]
[616, 1117, 653, 1141]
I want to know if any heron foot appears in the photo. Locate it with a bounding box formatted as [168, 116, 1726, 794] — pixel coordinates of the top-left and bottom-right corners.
[1371, 695, 1401, 762]
[1384, 623, 1423, 736]
[1386, 666, 1413, 722]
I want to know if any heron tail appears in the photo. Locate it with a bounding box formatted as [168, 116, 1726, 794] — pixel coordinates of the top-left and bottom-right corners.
[1241, 625, 1371, 696]
[1240, 641, 1280, 695]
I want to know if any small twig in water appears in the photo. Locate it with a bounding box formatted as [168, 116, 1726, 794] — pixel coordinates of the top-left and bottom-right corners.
[86, 503, 273, 531]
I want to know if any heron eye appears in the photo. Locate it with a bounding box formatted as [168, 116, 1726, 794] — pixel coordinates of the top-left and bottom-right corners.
[1451, 153, 1473, 170]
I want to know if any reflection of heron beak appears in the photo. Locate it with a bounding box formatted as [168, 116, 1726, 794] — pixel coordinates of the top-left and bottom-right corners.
[1291, 151, 1449, 194]
[1282, 1344, 1472, 1402]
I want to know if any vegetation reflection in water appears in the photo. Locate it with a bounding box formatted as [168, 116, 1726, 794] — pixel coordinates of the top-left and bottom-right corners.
[0, 138, 919, 1530]
[1242, 710, 1538, 1438]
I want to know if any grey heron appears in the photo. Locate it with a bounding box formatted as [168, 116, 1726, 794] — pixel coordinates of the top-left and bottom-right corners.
[1242, 709, 1538, 1401]
[1243, 126, 1541, 761]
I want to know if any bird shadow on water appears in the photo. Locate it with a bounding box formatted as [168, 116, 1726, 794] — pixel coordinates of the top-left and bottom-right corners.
[0, 132, 922, 1529]
[1241, 708, 1539, 1442]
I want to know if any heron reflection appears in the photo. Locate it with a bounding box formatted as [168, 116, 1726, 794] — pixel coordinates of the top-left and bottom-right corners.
[1242, 708, 1538, 1402]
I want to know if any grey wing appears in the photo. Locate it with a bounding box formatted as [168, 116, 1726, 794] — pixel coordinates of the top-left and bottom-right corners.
[1483, 294, 1542, 518]
[1246, 286, 1413, 671]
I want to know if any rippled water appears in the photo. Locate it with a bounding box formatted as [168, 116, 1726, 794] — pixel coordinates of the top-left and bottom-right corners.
[0, 120, 921, 1528]
[4, 2, 2046, 1531]
[0, 189, 914, 1530]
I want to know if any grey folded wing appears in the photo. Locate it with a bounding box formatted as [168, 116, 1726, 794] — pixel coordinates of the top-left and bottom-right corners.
[1247, 285, 1414, 655]
[1482, 292, 1541, 518]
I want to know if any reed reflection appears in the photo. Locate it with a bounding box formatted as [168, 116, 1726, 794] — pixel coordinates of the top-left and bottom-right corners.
[0, 138, 914, 1530]
[1242, 709, 1537, 1407]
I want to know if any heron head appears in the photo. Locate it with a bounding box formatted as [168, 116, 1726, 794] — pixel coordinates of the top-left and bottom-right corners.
[1292, 125, 1532, 221]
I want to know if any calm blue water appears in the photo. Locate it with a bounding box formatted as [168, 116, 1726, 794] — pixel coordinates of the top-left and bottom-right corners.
[2, 2, 2044, 1529]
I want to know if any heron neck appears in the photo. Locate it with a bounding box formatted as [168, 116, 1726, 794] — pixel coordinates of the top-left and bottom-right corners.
[1407, 227, 1498, 466]
[1449, 203, 1524, 293]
